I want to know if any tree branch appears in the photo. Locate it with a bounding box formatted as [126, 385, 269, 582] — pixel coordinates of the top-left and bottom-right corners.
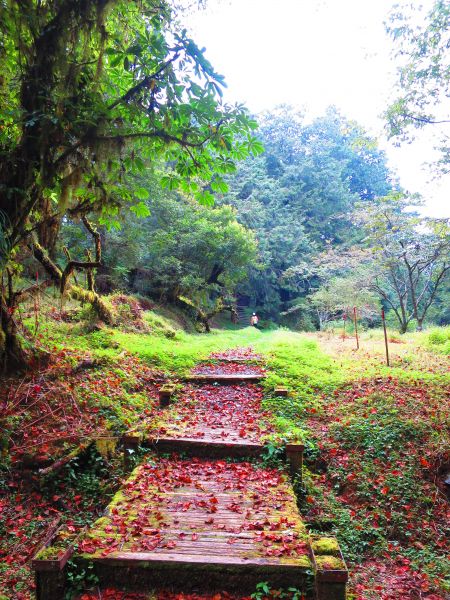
[14, 280, 53, 304]
[94, 129, 209, 149]
[400, 112, 450, 125]
[420, 265, 450, 319]
[107, 53, 180, 111]
[60, 216, 101, 294]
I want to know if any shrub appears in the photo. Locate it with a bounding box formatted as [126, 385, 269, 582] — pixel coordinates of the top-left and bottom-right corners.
[426, 326, 450, 354]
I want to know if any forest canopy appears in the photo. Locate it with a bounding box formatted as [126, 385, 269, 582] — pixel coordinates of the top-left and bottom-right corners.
[0, 0, 449, 372]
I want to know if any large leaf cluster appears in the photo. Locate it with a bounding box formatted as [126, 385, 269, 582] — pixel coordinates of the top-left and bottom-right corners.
[385, 0, 450, 170]
[0, 0, 261, 248]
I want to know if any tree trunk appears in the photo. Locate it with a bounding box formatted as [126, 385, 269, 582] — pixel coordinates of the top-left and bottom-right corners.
[0, 298, 28, 372]
[388, 305, 408, 334]
[32, 240, 116, 325]
[176, 296, 218, 333]
[69, 284, 115, 324]
[416, 319, 423, 331]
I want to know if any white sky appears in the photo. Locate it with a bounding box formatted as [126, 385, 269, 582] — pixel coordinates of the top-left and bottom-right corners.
[185, 0, 450, 217]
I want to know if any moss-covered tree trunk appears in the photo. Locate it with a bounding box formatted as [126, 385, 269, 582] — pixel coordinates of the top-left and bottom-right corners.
[0, 297, 28, 372]
[176, 296, 233, 333]
[32, 240, 116, 325]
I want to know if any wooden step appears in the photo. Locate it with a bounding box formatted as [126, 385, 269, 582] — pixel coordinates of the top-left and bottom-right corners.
[74, 458, 313, 594]
[144, 435, 264, 458]
[83, 551, 312, 593]
[186, 373, 266, 383]
[205, 357, 262, 363]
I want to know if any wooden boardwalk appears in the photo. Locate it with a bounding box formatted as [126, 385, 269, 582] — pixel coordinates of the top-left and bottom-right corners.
[187, 361, 267, 384]
[77, 457, 312, 591]
[34, 352, 348, 599]
[138, 383, 273, 457]
[186, 373, 266, 383]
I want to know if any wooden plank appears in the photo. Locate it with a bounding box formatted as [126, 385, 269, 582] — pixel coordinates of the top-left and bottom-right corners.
[141, 381, 273, 452]
[185, 374, 266, 383]
[79, 459, 308, 566]
[76, 455, 314, 594]
[149, 429, 263, 442]
[86, 558, 312, 594]
[145, 436, 264, 458]
[274, 386, 289, 397]
[92, 551, 309, 569]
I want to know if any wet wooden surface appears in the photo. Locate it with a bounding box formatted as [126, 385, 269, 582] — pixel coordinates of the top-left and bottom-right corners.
[142, 384, 274, 448]
[146, 436, 264, 458]
[80, 458, 311, 571]
[186, 374, 266, 383]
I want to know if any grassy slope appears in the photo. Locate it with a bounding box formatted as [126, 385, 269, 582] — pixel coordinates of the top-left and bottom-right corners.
[1, 301, 449, 599]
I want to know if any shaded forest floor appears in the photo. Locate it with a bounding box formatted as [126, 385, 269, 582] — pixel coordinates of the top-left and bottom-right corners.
[0, 300, 449, 599]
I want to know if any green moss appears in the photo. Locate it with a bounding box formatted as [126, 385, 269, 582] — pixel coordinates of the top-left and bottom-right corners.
[311, 537, 340, 556]
[144, 312, 178, 338]
[315, 555, 346, 571]
[35, 545, 65, 560]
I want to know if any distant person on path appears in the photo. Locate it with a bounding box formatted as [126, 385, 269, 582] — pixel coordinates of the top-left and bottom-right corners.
[250, 312, 259, 328]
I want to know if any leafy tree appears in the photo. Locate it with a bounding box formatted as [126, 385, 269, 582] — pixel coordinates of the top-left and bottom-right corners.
[385, 0, 450, 171]
[310, 274, 379, 330]
[94, 186, 257, 319]
[220, 106, 394, 320]
[0, 0, 261, 368]
[287, 246, 379, 330]
[219, 153, 314, 318]
[354, 194, 450, 332]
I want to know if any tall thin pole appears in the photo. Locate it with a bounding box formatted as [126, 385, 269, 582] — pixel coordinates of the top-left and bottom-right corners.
[381, 308, 390, 366]
[353, 306, 359, 350]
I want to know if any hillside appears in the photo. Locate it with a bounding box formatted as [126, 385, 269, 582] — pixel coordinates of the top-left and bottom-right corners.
[0, 300, 448, 599]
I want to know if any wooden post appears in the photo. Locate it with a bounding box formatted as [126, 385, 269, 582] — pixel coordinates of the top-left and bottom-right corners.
[159, 384, 176, 408]
[286, 443, 304, 480]
[315, 574, 348, 600]
[32, 543, 72, 600]
[123, 432, 140, 469]
[381, 308, 390, 366]
[353, 307, 359, 350]
[274, 386, 289, 397]
[311, 536, 348, 600]
[35, 569, 66, 600]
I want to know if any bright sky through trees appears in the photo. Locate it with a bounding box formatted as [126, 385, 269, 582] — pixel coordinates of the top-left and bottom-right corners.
[186, 0, 450, 217]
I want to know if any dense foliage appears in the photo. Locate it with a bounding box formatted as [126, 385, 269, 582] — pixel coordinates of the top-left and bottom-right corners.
[0, 0, 261, 368]
[218, 106, 394, 323]
[61, 180, 257, 323]
[353, 194, 450, 332]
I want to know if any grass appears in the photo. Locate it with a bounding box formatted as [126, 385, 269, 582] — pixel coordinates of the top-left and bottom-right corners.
[298, 329, 449, 598]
